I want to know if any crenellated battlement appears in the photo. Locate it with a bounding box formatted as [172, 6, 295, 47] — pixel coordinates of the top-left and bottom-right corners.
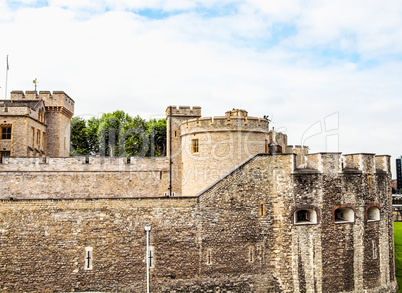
[304, 152, 342, 174]
[10, 90, 75, 118]
[180, 115, 269, 135]
[286, 145, 309, 166]
[375, 155, 391, 173]
[293, 152, 391, 175]
[41, 91, 75, 117]
[166, 105, 201, 117]
[0, 156, 168, 172]
[343, 153, 375, 174]
[286, 145, 309, 153]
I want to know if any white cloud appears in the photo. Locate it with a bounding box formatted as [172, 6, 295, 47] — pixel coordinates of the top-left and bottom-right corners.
[284, 0, 402, 58]
[1, 0, 402, 175]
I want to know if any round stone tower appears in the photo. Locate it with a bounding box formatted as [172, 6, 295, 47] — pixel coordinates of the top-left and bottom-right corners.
[180, 109, 271, 196]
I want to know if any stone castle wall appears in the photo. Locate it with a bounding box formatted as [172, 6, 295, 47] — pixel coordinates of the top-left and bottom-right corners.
[0, 156, 169, 199]
[0, 102, 397, 292]
[0, 153, 396, 292]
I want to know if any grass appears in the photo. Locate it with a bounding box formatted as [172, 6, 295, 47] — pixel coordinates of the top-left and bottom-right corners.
[394, 222, 402, 292]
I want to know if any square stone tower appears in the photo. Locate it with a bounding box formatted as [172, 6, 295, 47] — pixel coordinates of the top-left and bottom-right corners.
[6, 90, 75, 157]
[39, 91, 74, 157]
[166, 106, 201, 196]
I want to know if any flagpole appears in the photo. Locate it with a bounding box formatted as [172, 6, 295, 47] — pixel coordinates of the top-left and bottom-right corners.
[5, 55, 9, 99]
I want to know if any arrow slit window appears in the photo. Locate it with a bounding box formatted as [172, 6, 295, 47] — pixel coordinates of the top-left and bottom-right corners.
[84, 247, 93, 270]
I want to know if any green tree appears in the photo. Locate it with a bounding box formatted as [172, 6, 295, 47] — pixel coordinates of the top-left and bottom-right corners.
[97, 111, 133, 156]
[70, 111, 166, 157]
[87, 117, 100, 155]
[70, 117, 90, 156]
[70, 116, 100, 156]
[146, 119, 166, 156]
[120, 115, 148, 157]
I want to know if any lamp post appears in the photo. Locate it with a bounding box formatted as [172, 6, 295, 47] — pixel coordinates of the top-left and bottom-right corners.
[144, 226, 151, 293]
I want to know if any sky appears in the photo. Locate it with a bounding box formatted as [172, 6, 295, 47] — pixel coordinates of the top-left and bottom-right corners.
[1, 0, 402, 177]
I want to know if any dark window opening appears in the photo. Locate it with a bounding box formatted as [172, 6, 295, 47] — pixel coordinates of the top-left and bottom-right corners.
[86, 251, 91, 269]
[335, 209, 344, 221]
[297, 210, 310, 222]
[334, 207, 355, 223]
[191, 139, 199, 154]
[0, 151, 10, 163]
[2, 126, 11, 140]
[259, 202, 266, 218]
[294, 208, 318, 225]
[148, 249, 154, 268]
[207, 249, 212, 265]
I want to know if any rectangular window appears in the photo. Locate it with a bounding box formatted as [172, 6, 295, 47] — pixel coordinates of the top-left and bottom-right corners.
[335, 209, 344, 221]
[207, 248, 212, 265]
[259, 202, 266, 218]
[43, 133, 46, 152]
[249, 247, 254, 263]
[297, 210, 310, 222]
[1, 126, 11, 140]
[191, 139, 199, 154]
[31, 127, 35, 147]
[0, 151, 10, 163]
[84, 247, 93, 270]
[37, 130, 40, 147]
[148, 246, 155, 268]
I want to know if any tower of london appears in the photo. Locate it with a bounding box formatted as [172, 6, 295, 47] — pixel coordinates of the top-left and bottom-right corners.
[0, 91, 397, 292]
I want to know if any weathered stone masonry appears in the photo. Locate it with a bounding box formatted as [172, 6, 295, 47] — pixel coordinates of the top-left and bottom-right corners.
[0, 153, 397, 292]
[0, 103, 397, 292]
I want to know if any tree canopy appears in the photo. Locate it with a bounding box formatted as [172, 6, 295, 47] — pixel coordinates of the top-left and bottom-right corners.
[70, 111, 166, 157]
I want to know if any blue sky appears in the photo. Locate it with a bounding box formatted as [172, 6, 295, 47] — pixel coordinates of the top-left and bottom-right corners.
[1, 0, 402, 176]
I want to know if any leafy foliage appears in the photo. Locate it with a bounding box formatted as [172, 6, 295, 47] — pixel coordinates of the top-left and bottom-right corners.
[70, 111, 166, 157]
[70, 117, 90, 156]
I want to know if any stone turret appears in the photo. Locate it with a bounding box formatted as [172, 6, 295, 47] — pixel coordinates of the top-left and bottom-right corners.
[166, 106, 201, 196]
[180, 108, 271, 196]
[9, 90, 75, 157]
[40, 91, 74, 157]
